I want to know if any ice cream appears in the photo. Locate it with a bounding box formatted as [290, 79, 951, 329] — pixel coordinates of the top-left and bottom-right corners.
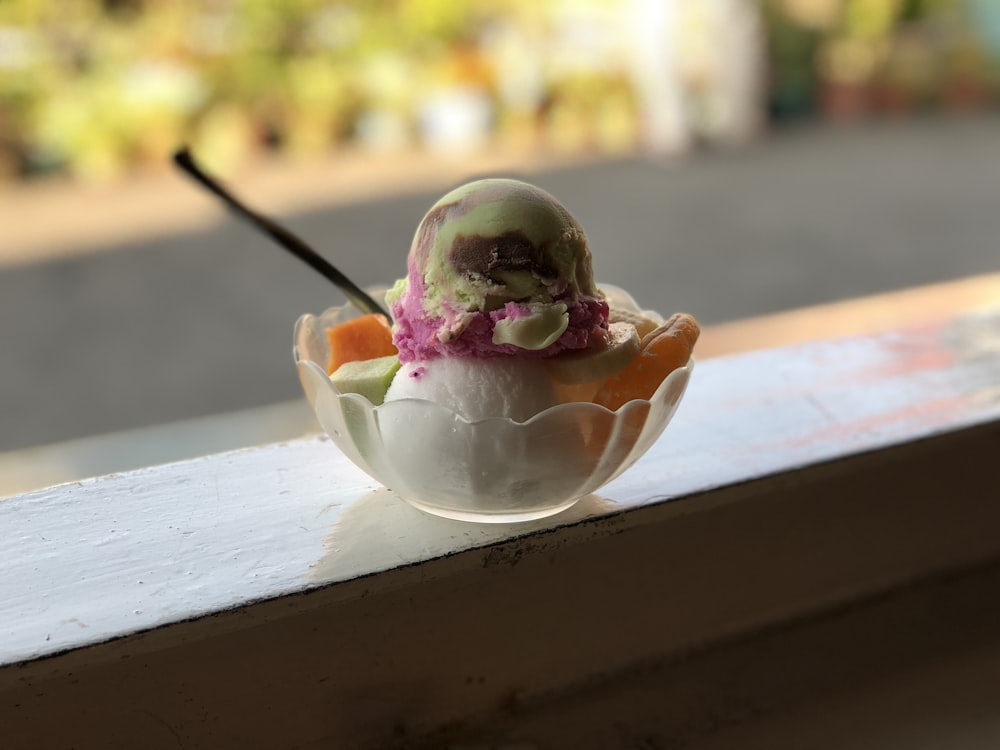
[381, 178, 621, 418]
[321, 177, 697, 425]
[387, 358, 558, 422]
[385, 178, 609, 363]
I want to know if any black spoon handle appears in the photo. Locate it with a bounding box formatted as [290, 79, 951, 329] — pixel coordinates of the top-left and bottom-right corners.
[173, 148, 390, 319]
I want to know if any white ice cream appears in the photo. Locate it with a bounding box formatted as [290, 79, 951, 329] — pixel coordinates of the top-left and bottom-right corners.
[384, 357, 558, 422]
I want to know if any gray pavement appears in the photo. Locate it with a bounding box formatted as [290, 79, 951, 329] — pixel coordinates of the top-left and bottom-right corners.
[2, 115, 999, 453]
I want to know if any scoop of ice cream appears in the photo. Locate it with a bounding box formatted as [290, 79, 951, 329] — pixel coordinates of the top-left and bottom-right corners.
[384, 357, 559, 422]
[386, 178, 608, 363]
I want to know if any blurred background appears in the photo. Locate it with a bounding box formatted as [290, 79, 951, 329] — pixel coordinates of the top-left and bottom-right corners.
[3, 0, 1000, 180]
[1, 0, 999, 494]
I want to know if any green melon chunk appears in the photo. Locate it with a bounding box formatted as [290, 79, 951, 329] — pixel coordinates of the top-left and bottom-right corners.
[330, 355, 401, 405]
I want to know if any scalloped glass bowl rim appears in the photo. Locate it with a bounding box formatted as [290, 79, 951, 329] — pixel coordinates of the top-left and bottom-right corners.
[294, 349, 692, 427]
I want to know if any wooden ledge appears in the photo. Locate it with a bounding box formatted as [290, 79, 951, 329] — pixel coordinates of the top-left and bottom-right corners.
[1, 304, 998, 748]
[698, 271, 1000, 358]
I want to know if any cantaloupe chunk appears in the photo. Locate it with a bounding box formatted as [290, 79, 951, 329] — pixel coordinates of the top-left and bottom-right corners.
[325, 313, 397, 375]
[593, 313, 700, 410]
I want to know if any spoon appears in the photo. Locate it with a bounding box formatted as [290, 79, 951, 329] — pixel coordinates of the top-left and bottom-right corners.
[172, 147, 390, 319]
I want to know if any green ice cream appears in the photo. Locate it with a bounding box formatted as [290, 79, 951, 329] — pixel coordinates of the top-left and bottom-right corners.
[387, 178, 608, 362]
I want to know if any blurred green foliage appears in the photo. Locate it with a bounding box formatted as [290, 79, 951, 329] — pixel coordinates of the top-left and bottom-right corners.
[0, 0, 516, 180]
[764, 0, 999, 120]
[0, 0, 996, 184]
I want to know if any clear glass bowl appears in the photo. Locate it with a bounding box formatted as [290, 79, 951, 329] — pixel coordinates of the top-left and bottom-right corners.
[293, 286, 693, 523]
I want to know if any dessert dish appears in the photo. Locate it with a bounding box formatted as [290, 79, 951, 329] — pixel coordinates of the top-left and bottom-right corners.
[174, 150, 697, 523]
[300, 179, 699, 522]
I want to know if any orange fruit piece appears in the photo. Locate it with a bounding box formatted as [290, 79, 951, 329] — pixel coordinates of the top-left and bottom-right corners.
[593, 313, 700, 410]
[326, 313, 397, 375]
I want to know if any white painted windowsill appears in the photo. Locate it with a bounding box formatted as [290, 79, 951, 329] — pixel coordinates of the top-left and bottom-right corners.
[1, 304, 998, 749]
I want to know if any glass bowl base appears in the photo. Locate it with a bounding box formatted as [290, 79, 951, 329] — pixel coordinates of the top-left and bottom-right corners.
[401, 496, 582, 524]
